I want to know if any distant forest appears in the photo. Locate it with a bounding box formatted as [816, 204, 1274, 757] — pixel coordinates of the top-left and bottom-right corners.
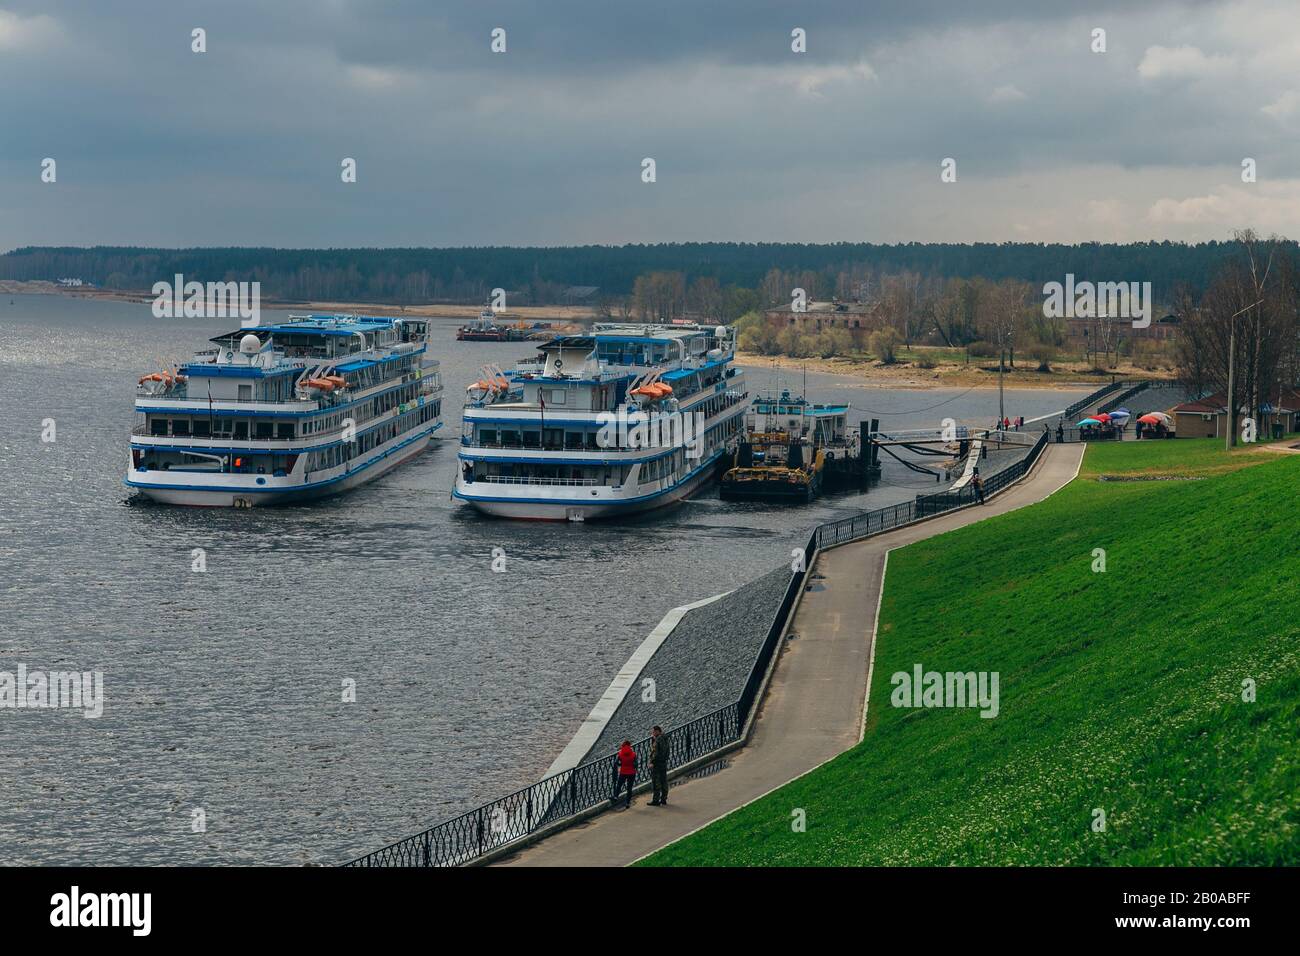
[0, 241, 1280, 308]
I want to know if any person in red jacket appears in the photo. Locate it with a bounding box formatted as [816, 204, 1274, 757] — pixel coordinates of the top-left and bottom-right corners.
[610, 740, 637, 809]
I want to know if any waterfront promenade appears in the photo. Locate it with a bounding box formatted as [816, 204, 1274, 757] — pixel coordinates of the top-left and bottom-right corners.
[495, 442, 1087, 867]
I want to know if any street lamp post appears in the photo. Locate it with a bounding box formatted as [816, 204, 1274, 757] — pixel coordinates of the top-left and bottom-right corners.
[1226, 299, 1264, 450]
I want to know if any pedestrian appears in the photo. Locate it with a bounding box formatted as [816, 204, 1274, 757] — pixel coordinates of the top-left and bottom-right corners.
[610, 739, 637, 809]
[649, 726, 670, 806]
[1002, 416, 1010, 430]
[971, 471, 985, 504]
[1055, 423, 1064, 443]
[1135, 420, 1143, 440]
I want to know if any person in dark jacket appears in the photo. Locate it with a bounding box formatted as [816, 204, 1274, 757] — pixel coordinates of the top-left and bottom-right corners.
[610, 740, 637, 809]
[649, 726, 670, 806]
[971, 471, 985, 504]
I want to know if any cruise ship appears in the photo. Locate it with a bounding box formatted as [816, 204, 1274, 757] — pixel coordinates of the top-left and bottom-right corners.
[454, 323, 747, 521]
[126, 314, 443, 507]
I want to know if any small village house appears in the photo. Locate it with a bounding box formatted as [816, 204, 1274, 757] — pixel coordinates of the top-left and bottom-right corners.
[763, 298, 881, 332]
[1171, 388, 1300, 439]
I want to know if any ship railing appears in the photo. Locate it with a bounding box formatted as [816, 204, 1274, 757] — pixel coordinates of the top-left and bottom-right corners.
[469, 440, 601, 452]
[135, 385, 190, 399]
[474, 475, 601, 487]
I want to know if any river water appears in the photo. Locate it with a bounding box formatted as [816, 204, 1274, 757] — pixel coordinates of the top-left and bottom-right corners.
[0, 294, 1086, 864]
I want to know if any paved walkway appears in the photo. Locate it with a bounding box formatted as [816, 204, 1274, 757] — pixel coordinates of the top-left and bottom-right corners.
[494, 443, 1087, 867]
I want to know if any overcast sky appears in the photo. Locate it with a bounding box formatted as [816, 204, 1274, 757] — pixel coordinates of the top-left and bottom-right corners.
[1, 0, 1296, 250]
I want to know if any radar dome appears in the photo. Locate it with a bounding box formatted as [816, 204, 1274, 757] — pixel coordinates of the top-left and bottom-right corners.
[239, 333, 261, 354]
[715, 325, 727, 339]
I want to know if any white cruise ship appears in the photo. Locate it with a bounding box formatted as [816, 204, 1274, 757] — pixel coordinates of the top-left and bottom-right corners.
[454, 323, 747, 521]
[126, 314, 442, 507]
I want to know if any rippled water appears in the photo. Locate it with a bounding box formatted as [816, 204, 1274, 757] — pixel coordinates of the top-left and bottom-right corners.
[0, 294, 1087, 864]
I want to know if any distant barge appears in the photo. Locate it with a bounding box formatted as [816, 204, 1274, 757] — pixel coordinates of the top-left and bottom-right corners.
[456, 308, 553, 342]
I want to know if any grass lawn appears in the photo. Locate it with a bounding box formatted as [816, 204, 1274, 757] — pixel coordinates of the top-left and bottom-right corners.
[1082, 437, 1287, 479]
[641, 442, 1300, 865]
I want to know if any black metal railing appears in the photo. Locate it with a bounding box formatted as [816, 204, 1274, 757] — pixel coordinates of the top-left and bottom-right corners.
[345, 428, 1054, 867]
[346, 701, 743, 867]
[1063, 380, 1136, 421]
[1098, 380, 1151, 415]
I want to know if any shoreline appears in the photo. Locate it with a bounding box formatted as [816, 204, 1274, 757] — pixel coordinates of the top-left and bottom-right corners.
[5, 281, 1168, 392]
[735, 350, 1173, 391]
[0, 280, 598, 322]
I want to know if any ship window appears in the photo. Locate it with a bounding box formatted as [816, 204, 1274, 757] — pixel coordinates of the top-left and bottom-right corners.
[479, 429, 497, 445]
[238, 384, 253, 401]
[150, 418, 168, 436]
[276, 423, 294, 439]
[256, 421, 274, 439]
[193, 420, 211, 437]
[234, 421, 249, 439]
[548, 389, 567, 404]
[172, 419, 191, 437]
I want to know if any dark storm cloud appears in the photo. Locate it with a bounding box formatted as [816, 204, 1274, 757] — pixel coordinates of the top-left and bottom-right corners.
[0, 0, 1294, 248]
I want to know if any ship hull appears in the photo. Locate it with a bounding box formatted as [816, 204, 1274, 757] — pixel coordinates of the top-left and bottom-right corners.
[718, 480, 817, 503]
[127, 426, 439, 508]
[455, 450, 724, 522]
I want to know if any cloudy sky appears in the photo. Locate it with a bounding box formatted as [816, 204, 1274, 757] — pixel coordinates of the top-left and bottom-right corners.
[1, 0, 1296, 249]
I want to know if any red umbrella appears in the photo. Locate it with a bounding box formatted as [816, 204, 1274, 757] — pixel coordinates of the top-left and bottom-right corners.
[1095, 413, 1111, 423]
[1137, 414, 1162, 424]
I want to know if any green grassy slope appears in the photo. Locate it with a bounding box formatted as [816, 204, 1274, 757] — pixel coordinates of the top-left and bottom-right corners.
[642, 443, 1300, 866]
[1081, 438, 1286, 478]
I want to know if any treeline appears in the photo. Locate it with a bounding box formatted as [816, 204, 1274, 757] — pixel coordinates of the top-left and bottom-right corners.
[0, 241, 1272, 306]
[1173, 231, 1300, 436]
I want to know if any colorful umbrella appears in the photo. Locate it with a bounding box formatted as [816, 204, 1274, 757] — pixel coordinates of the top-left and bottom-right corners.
[1077, 418, 1102, 426]
[1095, 413, 1111, 422]
[1113, 407, 1132, 417]
[1109, 410, 1131, 422]
[1137, 414, 1161, 424]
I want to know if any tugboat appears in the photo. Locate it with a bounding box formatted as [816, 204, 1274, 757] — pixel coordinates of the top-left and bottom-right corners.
[720, 389, 864, 502]
[719, 430, 824, 502]
[457, 308, 554, 342]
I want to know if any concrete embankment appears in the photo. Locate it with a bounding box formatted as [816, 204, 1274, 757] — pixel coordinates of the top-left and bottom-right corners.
[543, 565, 793, 777]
